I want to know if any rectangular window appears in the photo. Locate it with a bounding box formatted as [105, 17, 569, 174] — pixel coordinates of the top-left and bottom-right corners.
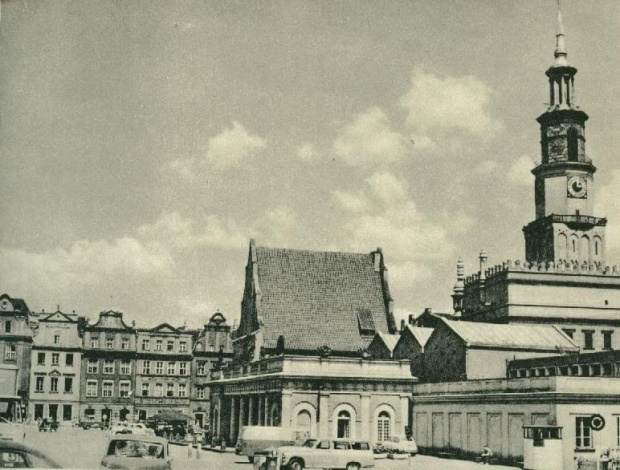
[51, 353, 60, 366]
[166, 383, 174, 397]
[106, 337, 114, 349]
[208, 332, 216, 351]
[196, 387, 204, 399]
[50, 377, 58, 393]
[87, 359, 99, 374]
[103, 359, 114, 374]
[142, 383, 149, 397]
[142, 361, 151, 375]
[35, 377, 44, 393]
[603, 331, 613, 350]
[66, 354, 74, 366]
[155, 361, 164, 375]
[5, 321, 11, 333]
[86, 380, 97, 397]
[37, 353, 45, 365]
[91, 337, 99, 348]
[167, 362, 175, 375]
[155, 383, 163, 397]
[167, 340, 174, 352]
[178, 383, 187, 397]
[54, 334, 61, 344]
[119, 382, 130, 398]
[180, 341, 187, 352]
[562, 329, 575, 339]
[121, 337, 129, 350]
[4, 344, 16, 361]
[179, 363, 187, 376]
[102, 381, 113, 398]
[155, 340, 163, 351]
[583, 330, 595, 350]
[142, 339, 150, 351]
[64, 377, 73, 393]
[120, 360, 131, 375]
[576, 417, 593, 449]
[197, 362, 206, 375]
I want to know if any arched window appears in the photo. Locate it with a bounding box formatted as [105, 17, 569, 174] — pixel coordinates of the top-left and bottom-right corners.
[377, 411, 391, 442]
[296, 410, 312, 433]
[567, 128, 579, 162]
[337, 411, 351, 438]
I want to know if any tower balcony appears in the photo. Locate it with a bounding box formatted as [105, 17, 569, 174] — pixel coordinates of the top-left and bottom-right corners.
[524, 214, 607, 232]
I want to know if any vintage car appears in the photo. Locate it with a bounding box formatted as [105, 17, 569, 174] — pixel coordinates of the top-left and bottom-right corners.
[0, 440, 61, 468]
[380, 435, 418, 455]
[100, 434, 172, 470]
[264, 439, 375, 470]
[236, 426, 309, 462]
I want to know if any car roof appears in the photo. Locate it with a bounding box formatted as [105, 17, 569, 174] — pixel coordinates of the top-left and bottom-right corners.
[108, 434, 168, 444]
[0, 440, 61, 467]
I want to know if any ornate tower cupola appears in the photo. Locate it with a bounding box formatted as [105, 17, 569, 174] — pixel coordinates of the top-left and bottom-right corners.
[523, 2, 607, 267]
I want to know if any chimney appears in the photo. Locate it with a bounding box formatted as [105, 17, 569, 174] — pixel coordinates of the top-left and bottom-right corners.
[408, 314, 414, 325]
[400, 319, 405, 332]
[452, 257, 465, 314]
[373, 248, 382, 272]
[479, 250, 488, 304]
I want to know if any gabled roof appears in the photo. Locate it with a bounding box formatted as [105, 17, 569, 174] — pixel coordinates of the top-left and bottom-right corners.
[441, 318, 579, 352]
[149, 323, 181, 334]
[89, 311, 134, 331]
[376, 332, 400, 352]
[244, 242, 396, 353]
[404, 325, 434, 347]
[41, 311, 78, 323]
[0, 294, 30, 314]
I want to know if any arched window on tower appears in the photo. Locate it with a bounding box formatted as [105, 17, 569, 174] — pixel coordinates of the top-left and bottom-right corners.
[567, 128, 579, 162]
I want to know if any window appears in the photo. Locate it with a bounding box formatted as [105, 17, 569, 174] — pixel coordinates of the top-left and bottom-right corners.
[106, 337, 114, 349]
[576, 417, 593, 449]
[377, 411, 391, 442]
[567, 127, 579, 162]
[337, 410, 351, 438]
[603, 331, 613, 350]
[4, 344, 16, 361]
[196, 387, 205, 399]
[155, 361, 164, 375]
[87, 359, 99, 374]
[179, 363, 187, 376]
[142, 383, 150, 397]
[583, 330, 595, 350]
[120, 360, 131, 375]
[102, 381, 113, 398]
[180, 341, 187, 352]
[178, 383, 187, 397]
[142, 339, 150, 351]
[4, 321, 10, 333]
[155, 383, 163, 397]
[208, 332, 216, 351]
[167, 383, 174, 397]
[562, 329, 575, 339]
[142, 361, 151, 374]
[103, 359, 115, 374]
[51, 353, 60, 366]
[167, 362, 176, 375]
[167, 340, 174, 352]
[121, 337, 129, 350]
[197, 362, 206, 375]
[37, 352, 45, 365]
[155, 340, 163, 351]
[119, 382, 130, 398]
[91, 336, 99, 348]
[64, 378, 73, 393]
[86, 381, 97, 397]
[50, 377, 59, 393]
[66, 354, 74, 366]
[35, 377, 44, 393]
[54, 334, 61, 344]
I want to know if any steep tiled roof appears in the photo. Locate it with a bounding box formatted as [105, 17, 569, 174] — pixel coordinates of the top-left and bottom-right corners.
[254, 245, 394, 352]
[442, 318, 579, 351]
[377, 332, 400, 352]
[405, 326, 434, 347]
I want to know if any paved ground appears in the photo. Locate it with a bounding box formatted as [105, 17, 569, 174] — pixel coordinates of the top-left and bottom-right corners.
[23, 425, 519, 469]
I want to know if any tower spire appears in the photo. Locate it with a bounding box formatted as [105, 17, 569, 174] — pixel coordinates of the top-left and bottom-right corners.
[554, 0, 568, 66]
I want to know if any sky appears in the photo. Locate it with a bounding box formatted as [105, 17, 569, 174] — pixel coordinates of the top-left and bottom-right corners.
[1, 0, 620, 329]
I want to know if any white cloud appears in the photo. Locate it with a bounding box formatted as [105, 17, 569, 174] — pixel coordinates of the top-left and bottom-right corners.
[206, 121, 266, 168]
[595, 169, 620, 254]
[401, 68, 503, 139]
[332, 190, 369, 213]
[296, 142, 321, 162]
[367, 171, 409, 205]
[333, 107, 410, 166]
[162, 158, 196, 180]
[474, 160, 499, 175]
[508, 155, 535, 186]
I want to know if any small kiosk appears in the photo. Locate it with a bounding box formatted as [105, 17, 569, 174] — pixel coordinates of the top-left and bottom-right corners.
[523, 425, 563, 470]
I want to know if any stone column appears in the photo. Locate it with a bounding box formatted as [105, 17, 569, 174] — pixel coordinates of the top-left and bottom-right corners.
[281, 392, 292, 429]
[319, 392, 330, 438]
[399, 394, 409, 436]
[248, 396, 255, 426]
[360, 393, 371, 441]
[238, 397, 245, 432]
[230, 396, 237, 441]
[258, 395, 264, 426]
[264, 394, 270, 425]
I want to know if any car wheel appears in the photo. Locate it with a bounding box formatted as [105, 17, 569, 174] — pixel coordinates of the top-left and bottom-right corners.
[346, 463, 361, 470]
[288, 458, 304, 470]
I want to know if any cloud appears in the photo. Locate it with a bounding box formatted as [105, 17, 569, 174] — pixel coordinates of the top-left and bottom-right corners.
[595, 169, 620, 254]
[401, 68, 503, 139]
[161, 158, 196, 180]
[508, 155, 535, 186]
[332, 190, 369, 213]
[474, 160, 499, 175]
[296, 142, 321, 162]
[206, 121, 266, 168]
[333, 107, 410, 166]
[367, 171, 409, 205]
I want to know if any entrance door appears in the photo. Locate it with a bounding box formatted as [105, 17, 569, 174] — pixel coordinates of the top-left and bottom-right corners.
[102, 408, 112, 426]
[138, 410, 147, 422]
[48, 405, 58, 421]
[62, 405, 72, 421]
[34, 405, 44, 420]
[194, 413, 204, 428]
[119, 408, 129, 421]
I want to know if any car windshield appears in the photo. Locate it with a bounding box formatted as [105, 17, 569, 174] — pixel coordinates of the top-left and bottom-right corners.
[302, 439, 317, 448]
[107, 440, 165, 459]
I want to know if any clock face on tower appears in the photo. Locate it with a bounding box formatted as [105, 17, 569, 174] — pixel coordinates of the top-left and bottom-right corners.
[567, 176, 587, 199]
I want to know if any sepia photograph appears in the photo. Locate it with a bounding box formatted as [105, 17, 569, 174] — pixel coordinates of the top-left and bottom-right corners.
[1, 0, 619, 468]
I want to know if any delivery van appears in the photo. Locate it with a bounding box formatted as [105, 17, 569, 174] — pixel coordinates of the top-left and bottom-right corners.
[236, 426, 309, 462]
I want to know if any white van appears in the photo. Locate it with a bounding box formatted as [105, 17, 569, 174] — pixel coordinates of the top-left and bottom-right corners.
[236, 426, 309, 462]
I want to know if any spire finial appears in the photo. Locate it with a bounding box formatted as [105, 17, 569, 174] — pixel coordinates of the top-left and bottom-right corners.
[554, 0, 568, 65]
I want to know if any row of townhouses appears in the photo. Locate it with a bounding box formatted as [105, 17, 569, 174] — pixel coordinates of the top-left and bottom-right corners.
[0, 293, 233, 429]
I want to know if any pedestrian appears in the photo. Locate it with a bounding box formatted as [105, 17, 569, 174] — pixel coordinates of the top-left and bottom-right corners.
[480, 444, 493, 465]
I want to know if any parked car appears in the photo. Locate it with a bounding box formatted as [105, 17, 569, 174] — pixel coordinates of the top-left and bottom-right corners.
[0, 418, 26, 443]
[0, 439, 61, 468]
[78, 419, 101, 430]
[38, 418, 59, 433]
[236, 426, 309, 462]
[380, 435, 418, 455]
[271, 439, 375, 470]
[101, 434, 172, 470]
